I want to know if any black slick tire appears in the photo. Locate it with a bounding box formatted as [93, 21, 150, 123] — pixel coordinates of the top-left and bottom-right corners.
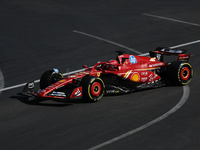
[167, 61, 193, 85]
[81, 76, 105, 102]
[40, 70, 63, 89]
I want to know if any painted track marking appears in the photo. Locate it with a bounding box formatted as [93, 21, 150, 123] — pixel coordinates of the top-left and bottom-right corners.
[170, 40, 200, 49]
[0, 31, 194, 149]
[0, 68, 85, 92]
[0, 37, 200, 92]
[73, 30, 142, 54]
[0, 69, 5, 94]
[88, 85, 190, 150]
[143, 13, 200, 27]
[140, 39, 200, 56]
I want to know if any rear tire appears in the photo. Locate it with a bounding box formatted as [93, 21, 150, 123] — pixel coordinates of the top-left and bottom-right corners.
[81, 76, 105, 102]
[167, 61, 193, 85]
[40, 70, 63, 89]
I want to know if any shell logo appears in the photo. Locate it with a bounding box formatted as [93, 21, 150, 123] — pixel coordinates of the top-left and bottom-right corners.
[132, 73, 140, 82]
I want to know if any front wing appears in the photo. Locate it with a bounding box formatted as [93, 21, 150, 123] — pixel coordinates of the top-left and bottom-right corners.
[22, 81, 83, 100]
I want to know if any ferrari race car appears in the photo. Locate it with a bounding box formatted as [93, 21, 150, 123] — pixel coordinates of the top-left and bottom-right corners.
[23, 47, 193, 102]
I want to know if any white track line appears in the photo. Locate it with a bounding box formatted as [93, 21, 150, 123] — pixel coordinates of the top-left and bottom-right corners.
[73, 30, 142, 54]
[0, 69, 86, 92]
[0, 31, 194, 149]
[143, 13, 200, 27]
[170, 40, 200, 49]
[88, 85, 190, 150]
[0, 35, 200, 92]
[140, 39, 200, 56]
[0, 69, 4, 94]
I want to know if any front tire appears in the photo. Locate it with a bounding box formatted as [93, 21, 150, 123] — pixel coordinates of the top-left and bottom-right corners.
[40, 70, 63, 89]
[167, 61, 193, 85]
[81, 76, 105, 102]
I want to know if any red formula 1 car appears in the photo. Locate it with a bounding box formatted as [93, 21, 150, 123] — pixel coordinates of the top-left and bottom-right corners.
[23, 47, 193, 102]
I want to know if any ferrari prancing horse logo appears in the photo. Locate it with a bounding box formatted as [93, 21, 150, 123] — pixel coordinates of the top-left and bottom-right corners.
[97, 72, 101, 77]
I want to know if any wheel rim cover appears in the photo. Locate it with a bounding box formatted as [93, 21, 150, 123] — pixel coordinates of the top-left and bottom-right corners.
[181, 67, 190, 81]
[91, 82, 101, 97]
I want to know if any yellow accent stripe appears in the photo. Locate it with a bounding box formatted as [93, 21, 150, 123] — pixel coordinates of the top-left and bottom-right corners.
[59, 73, 64, 77]
[134, 67, 160, 71]
[123, 70, 131, 79]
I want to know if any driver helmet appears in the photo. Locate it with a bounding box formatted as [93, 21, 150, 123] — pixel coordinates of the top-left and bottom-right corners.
[108, 60, 119, 65]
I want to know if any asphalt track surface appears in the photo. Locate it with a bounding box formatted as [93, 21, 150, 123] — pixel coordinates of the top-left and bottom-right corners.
[0, 1, 200, 150]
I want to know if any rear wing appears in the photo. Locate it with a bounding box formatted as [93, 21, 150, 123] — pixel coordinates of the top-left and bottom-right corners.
[149, 47, 191, 62]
